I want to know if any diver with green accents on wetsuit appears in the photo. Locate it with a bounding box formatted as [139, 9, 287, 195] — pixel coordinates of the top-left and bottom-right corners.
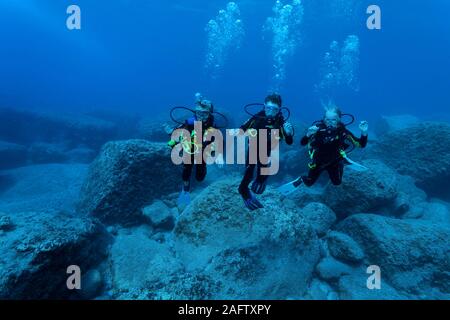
[167, 93, 227, 207]
[237, 94, 294, 210]
[278, 103, 369, 196]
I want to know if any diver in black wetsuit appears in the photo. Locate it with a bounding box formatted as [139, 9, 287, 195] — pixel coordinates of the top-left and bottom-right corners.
[292, 106, 368, 188]
[238, 94, 294, 210]
[168, 93, 221, 206]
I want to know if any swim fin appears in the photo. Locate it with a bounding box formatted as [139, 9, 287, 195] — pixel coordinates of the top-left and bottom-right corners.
[277, 178, 302, 196]
[177, 189, 191, 207]
[243, 193, 264, 211]
[251, 179, 267, 195]
[344, 157, 369, 172]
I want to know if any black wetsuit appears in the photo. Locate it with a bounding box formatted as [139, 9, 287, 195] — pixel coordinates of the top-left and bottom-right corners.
[178, 115, 216, 192]
[238, 111, 294, 200]
[300, 122, 367, 186]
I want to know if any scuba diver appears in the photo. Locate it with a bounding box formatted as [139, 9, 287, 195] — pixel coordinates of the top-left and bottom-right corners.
[238, 94, 294, 210]
[278, 105, 368, 195]
[167, 93, 223, 206]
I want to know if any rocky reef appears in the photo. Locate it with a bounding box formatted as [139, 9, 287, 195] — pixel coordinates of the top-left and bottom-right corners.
[0, 114, 449, 300]
[77, 140, 180, 226]
[367, 122, 450, 200]
[0, 107, 141, 170]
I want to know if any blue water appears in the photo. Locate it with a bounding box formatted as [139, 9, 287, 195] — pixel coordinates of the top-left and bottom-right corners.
[0, 0, 449, 123]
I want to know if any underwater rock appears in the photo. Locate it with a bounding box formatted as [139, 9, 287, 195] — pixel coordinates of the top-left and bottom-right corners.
[0, 107, 118, 150]
[315, 257, 353, 281]
[144, 273, 222, 300]
[80, 269, 104, 300]
[374, 114, 420, 136]
[393, 175, 427, 217]
[109, 226, 184, 299]
[173, 178, 321, 299]
[77, 140, 179, 226]
[322, 159, 399, 218]
[337, 214, 450, 298]
[279, 148, 310, 181]
[368, 122, 450, 200]
[0, 164, 88, 214]
[28, 142, 68, 164]
[288, 183, 325, 208]
[137, 118, 170, 142]
[418, 201, 450, 225]
[0, 141, 28, 169]
[0, 211, 109, 299]
[307, 278, 338, 300]
[84, 109, 140, 141]
[66, 147, 97, 164]
[300, 202, 336, 237]
[142, 200, 176, 230]
[326, 231, 364, 263]
[338, 273, 407, 300]
[0, 215, 14, 231]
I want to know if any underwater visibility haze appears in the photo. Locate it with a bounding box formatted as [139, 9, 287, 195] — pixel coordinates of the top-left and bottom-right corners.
[0, 0, 449, 300]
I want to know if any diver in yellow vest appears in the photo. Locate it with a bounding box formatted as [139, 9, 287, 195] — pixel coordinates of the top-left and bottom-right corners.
[279, 105, 368, 195]
[168, 93, 220, 206]
[238, 94, 294, 210]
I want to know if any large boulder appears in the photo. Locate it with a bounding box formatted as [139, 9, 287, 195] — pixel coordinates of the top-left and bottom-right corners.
[338, 273, 408, 300]
[315, 257, 353, 281]
[322, 159, 399, 218]
[142, 200, 177, 230]
[419, 201, 450, 225]
[137, 118, 171, 142]
[108, 226, 183, 299]
[300, 202, 336, 237]
[307, 278, 338, 300]
[368, 122, 450, 200]
[337, 214, 450, 298]
[326, 231, 364, 264]
[403, 200, 450, 223]
[393, 174, 428, 217]
[374, 114, 420, 136]
[77, 140, 180, 226]
[0, 211, 110, 299]
[0, 141, 28, 169]
[0, 107, 118, 149]
[173, 178, 321, 299]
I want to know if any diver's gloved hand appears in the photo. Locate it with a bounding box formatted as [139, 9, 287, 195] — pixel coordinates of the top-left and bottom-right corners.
[168, 139, 177, 149]
[283, 122, 294, 136]
[307, 125, 320, 137]
[359, 121, 369, 136]
[251, 178, 267, 195]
